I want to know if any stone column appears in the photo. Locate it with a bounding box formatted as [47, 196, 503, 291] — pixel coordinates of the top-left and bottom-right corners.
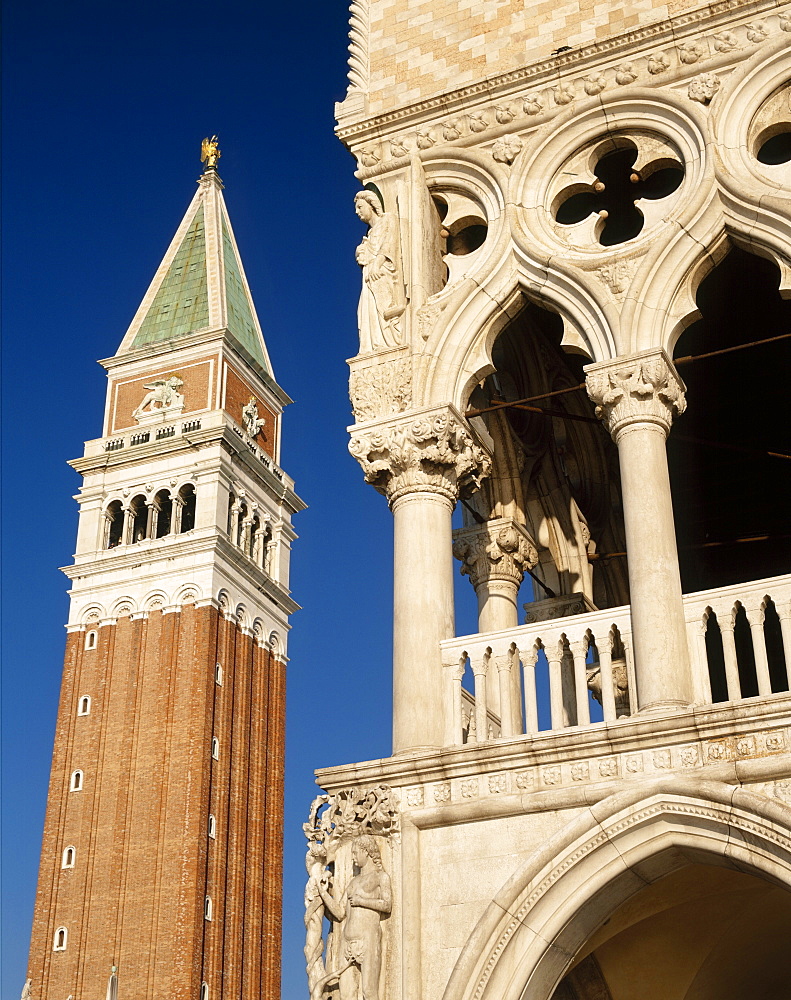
[586, 348, 693, 711]
[452, 517, 537, 729]
[350, 406, 491, 753]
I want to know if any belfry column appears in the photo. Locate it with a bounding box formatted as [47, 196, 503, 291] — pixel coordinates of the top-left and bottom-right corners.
[453, 519, 538, 729]
[586, 348, 693, 711]
[350, 406, 491, 753]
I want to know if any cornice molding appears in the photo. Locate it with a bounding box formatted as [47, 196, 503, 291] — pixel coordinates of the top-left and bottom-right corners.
[336, 0, 778, 148]
[61, 531, 300, 615]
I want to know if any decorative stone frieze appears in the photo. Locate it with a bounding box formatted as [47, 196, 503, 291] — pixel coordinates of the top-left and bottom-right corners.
[453, 518, 538, 590]
[585, 348, 686, 440]
[348, 406, 491, 505]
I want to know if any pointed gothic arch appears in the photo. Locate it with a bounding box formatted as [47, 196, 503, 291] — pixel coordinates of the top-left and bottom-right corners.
[442, 778, 791, 1000]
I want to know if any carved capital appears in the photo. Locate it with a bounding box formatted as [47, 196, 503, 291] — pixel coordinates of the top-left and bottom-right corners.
[348, 405, 491, 505]
[585, 349, 686, 440]
[453, 517, 538, 590]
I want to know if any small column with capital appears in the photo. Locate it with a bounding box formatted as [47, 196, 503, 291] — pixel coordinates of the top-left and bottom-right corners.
[349, 405, 491, 753]
[453, 517, 538, 731]
[586, 348, 692, 712]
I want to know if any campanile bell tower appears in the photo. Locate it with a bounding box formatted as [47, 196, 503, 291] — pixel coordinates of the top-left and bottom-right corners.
[26, 140, 305, 1000]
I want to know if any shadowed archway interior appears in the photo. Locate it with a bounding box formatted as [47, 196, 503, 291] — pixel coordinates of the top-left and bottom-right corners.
[668, 244, 791, 594]
[551, 862, 791, 1000]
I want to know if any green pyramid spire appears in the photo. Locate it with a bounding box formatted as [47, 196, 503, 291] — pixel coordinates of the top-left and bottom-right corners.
[132, 207, 209, 348]
[117, 167, 272, 374]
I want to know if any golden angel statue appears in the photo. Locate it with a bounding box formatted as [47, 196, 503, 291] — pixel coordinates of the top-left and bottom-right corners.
[201, 135, 221, 169]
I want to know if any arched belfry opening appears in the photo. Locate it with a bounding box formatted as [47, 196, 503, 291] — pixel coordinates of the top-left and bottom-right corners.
[461, 296, 629, 614]
[551, 862, 791, 1000]
[668, 244, 791, 594]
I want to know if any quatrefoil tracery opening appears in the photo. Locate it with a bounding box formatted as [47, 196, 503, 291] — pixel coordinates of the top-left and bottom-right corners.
[555, 147, 684, 247]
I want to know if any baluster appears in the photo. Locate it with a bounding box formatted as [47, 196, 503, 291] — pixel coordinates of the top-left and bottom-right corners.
[570, 639, 590, 726]
[744, 601, 772, 696]
[718, 611, 742, 701]
[443, 654, 466, 746]
[473, 650, 490, 742]
[690, 618, 713, 705]
[622, 631, 637, 715]
[522, 646, 539, 736]
[547, 642, 564, 730]
[778, 602, 791, 683]
[598, 635, 617, 722]
[497, 647, 515, 739]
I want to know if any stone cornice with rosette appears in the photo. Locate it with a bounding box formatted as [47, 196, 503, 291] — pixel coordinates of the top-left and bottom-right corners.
[348, 405, 492, 506]
[453, 517, 538, 589]
[585, 348, 686, 441]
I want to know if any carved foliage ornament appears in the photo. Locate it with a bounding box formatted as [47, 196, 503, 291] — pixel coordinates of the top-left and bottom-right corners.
[585, 350, 686, 439]
[349, 358, 412, 423]
[303, 785, 399, 857]
[349, 410, 491, 504]
[688, 72, 721, 105]
[491, 134, 523, 165]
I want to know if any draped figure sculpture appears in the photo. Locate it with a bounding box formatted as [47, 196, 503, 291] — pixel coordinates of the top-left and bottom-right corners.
[317, 835, 392, 1000]
[354, 191, 406, 354]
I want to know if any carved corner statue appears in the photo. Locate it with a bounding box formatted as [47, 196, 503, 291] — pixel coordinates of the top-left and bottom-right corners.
[354, 191, 406, 354]
[133, 375, 184, 418]
[316, 835, 392, 1000]
[20, 980, 32, 1000]
[200, 135, 221, 170]
[303, 786, 398, 1000]
[242, 397, 265, 438]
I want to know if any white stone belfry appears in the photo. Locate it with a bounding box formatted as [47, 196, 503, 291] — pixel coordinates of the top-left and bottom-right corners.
[308, 2, 791, 999]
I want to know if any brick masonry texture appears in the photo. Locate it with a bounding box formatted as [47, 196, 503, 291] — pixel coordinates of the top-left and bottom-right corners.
[365, 0, 701, 114]
[27, 604, 286, 999]
[223, 362, 277, 457]
[111, 358, 215, 432]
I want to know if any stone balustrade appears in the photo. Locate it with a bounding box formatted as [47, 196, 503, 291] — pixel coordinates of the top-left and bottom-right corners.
[441, 573, 791, 747]
[85, 410, 287, 481]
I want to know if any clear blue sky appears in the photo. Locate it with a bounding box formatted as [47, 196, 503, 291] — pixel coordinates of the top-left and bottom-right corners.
[1, 2, 482, 996]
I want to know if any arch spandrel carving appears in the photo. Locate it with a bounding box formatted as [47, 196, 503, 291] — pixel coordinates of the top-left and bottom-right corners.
[441, 778, 791, 1000]
[379, 91, 731, 409]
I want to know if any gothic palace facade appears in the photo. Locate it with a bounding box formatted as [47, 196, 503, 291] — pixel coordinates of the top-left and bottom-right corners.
[304, 1, 791, 999]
